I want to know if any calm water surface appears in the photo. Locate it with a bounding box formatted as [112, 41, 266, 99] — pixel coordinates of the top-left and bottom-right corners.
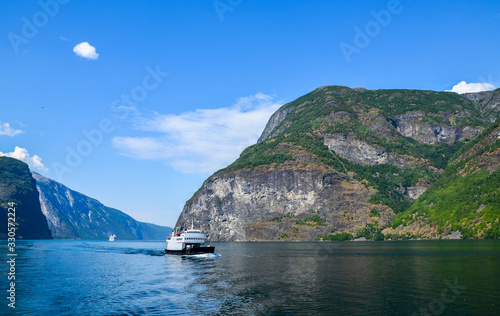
[1, 240, 499, 315]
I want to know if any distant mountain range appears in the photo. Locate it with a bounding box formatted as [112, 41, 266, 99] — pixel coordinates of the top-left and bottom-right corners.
[176, 86, 500, 241]
[0, 157, 171, 240]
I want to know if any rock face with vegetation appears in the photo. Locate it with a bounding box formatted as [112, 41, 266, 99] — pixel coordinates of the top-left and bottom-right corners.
[462, 89, 500, 123]
[0, 157, 52, 239]
[177, 86, 500, 241]
[386, 120, 500, 239]
[33, 172, 171, 240]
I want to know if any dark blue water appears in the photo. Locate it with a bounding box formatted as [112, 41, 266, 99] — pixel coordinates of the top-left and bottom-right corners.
[1, 240, 499, 315]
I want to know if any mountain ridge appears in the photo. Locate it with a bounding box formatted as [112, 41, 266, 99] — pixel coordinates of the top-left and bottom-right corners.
[0, 156, 171, 240]
[33, 172, 172, 240]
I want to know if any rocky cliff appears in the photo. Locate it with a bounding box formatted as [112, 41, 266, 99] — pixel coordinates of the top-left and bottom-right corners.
[462, 89, 500, 122]
[178, 155, 394, 241]
[33, 172, 171, 240]
[177, 86, 500, 241]
[0, 157, 52, 239]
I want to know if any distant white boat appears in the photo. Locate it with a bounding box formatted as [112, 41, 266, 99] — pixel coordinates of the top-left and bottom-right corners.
[165, 222, 214, 255]
[109, 234, 116, 241]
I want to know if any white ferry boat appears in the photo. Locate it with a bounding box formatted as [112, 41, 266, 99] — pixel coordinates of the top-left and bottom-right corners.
[109, 234, 116, 241]
[165, 224, 215, 255]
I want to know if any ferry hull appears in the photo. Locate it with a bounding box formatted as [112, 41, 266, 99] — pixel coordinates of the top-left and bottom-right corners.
[165, 246, 215, 255]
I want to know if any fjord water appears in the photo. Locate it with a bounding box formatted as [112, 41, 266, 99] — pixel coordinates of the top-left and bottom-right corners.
[2, 240, 499, 315]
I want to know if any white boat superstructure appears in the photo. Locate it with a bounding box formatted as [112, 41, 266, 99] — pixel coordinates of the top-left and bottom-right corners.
[165, 223, 214, 255]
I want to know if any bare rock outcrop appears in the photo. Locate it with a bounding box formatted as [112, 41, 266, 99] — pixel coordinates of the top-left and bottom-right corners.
[177, 167, 394, 241]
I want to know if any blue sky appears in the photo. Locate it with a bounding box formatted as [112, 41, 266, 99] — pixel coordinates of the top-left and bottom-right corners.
[1, 0, 499, 227]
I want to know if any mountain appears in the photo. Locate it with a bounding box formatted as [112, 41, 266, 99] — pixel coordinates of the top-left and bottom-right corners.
[0, 157, 52, 239]
[176, 86, 500, 241]
[385, 119, 500, 239]
[33, 172, 172, 240]
[462, 89, 500, 123]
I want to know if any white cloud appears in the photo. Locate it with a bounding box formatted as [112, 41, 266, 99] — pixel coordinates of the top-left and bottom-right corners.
[0, 122, 24, 137]
[0, 146, 48, 173]
[73, 42, 99, 60]
[447, 81, 496, 94]
[112, 93, 282, 174]
[111, 104, 141, 120]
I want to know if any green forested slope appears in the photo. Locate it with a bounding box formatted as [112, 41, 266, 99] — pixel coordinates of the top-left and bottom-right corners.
[390, 120, 500, 238]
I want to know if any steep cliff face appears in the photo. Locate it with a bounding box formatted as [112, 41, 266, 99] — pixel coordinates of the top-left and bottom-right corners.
[0, 157, 52, 239]
[178, 153, 394, 241]
[177, 86, 500, 241]
[394, 112, 482, 145]
[33, 172, 171, 240]
[322, 133, 405, 167]
[257, 107, 294, 143]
